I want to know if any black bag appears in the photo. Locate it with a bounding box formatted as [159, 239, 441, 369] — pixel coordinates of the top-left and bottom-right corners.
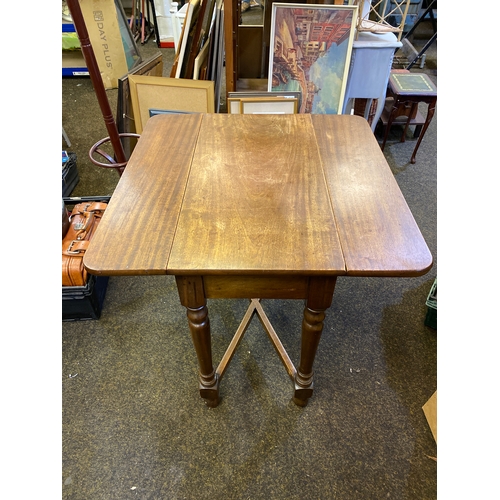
[62, 151, 79, 197]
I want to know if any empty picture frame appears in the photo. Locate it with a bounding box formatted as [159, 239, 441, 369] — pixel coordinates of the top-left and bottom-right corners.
[268, 3, 357, 114]
[241, 97, 298, 114]
[228, 96, 298, 114]
[128, 74, 215, 133]
[228, 91, 302, 111]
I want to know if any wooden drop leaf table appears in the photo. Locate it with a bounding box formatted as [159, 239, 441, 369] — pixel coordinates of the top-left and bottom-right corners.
[84, 113, 432, 407]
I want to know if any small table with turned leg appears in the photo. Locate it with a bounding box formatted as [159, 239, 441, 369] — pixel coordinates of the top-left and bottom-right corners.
[380, 72, 437, 164]
[84, 113, 432, 408]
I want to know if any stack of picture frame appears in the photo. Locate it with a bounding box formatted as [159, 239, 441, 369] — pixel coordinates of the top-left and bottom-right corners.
[170, 0, 224, 110]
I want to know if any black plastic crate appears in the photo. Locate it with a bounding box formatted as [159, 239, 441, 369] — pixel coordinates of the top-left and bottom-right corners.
[62, 196, 112, 321]
[62, 151, 79, 197]
[424, 278, 437, 329]
[62, 274, 109, 321]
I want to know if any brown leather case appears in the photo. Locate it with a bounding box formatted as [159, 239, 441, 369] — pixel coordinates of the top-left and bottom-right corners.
[62, 200, 70, 239]
[62, 202, 107, 287]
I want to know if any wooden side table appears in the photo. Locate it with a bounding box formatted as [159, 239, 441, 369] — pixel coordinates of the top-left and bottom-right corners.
[380, 72, 437, 164]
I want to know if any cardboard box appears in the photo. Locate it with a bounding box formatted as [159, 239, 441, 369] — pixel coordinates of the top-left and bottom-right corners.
[423, 390, 437, 443]
[79, 0, 130, 89]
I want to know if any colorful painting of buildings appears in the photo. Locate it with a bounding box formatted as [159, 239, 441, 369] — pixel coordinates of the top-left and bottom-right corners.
[269, 6, 356, 114]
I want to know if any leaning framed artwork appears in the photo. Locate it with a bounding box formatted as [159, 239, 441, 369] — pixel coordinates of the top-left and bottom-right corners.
[117, 52, 164, 157]
[267, 3, 358, 114]
[228, 91, 302, 111]
[128, 75, 214, 133]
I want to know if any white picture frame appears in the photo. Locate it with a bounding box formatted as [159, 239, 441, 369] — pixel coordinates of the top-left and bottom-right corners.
[228, 96, 298, 114]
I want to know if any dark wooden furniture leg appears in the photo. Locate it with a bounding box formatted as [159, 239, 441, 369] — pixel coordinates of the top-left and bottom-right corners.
[410, 99, 436, 164]
[401, 103, 418, 143]
[381, 100, 415, 151]
[175, 276, 220, 407]
[293, 277, 337, 407]
[380, 104, 398, 152]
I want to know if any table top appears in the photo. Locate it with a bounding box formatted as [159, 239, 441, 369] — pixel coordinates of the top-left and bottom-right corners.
[389, 73, 437, 96]
[84, 114, 432, 278]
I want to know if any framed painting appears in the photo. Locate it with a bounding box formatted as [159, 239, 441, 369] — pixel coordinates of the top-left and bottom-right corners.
[267, 3, 357, 114]
[128, 75, 214, 133]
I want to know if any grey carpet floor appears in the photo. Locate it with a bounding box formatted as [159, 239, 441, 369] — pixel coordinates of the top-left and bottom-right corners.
[62, 17, 437, 500]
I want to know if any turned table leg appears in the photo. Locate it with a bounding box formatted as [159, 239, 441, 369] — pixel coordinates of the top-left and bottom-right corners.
[293, 277, 337, 407]
[175, 276, 220, 407]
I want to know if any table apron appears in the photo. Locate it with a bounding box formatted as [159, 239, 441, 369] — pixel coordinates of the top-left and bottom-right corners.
[203, 275, 310, 300]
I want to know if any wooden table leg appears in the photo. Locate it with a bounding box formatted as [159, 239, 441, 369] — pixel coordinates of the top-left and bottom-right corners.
[380, 102, 399, 152]
[175, 276, 220, 407]
[410, 99, 436, 164]
[293, 277, 337, 407]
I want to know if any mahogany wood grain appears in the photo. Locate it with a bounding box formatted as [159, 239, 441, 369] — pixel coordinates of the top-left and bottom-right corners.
[167, 114, 345, 275]
[84, 114, 203, 275]
[312, 114, 433, 277]
[203, 275, 308, 299]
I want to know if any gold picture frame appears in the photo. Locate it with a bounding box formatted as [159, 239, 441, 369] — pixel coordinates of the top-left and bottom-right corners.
[128, 74, 215, 133]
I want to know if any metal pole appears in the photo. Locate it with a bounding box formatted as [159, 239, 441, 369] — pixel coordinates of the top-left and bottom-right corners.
[66, 0, 127, 165]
